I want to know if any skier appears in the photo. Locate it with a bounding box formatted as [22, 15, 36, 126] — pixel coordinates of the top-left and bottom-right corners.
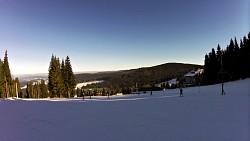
[180, 88, 183, 97]
[150, 91, 152, 96]
[81, 89, 84, 100]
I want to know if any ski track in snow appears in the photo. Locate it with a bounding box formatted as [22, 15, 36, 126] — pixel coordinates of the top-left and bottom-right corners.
[0, 79, 249, 141]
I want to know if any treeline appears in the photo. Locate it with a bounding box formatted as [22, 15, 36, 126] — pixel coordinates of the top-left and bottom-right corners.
[23, 55, 77, 98]
[75, 87, 124, 98]
[0, 51, 49, 99]
[48, 55, 76, 98]
[203, 32, 250, 85]
[80, 63, 202, 92]
[25, 80, 49, 98]
[20, 55, 76, 98]
[0, 51, 21, 98]
[0, 51, 76, 98]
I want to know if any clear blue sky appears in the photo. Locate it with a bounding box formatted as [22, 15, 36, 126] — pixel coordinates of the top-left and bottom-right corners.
[0, 0, 249, 74]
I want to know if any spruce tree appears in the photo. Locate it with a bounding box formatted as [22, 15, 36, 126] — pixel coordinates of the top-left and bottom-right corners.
[26, 82, 34, 98]
[48, 55, 76, 98]
[64, 56, 76, 98]
[56, 57, 65, 97]
[48, 55, 56, 97]
[210, 48, 219, 83]
[0, 60, 4, 98]
[3, 50, 12, 98]
[203, 32, 250, 84]
[35, 83, 41, 98]
[13, 78, 21, 98]
[203, 54, 211, 84]
[233, 37, 241, 79]
[60, 59, 67, 97]
[33, 83, 38, 98]
[48, 55, 64, 97]
[216, 44, 222, 62]
[239, 39, 246, 78]
[26, 83, 29, 98]
[228, 39, 236, 80]
[40, 79, 49, 98]
[246, 33, 250, 77]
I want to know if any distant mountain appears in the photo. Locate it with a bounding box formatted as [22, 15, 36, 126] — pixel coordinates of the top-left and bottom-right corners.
[14, 73, 48, 82]
[13, 73, 48, 87]
[76, 63, 203, 89]
[16, 63, 203, 89]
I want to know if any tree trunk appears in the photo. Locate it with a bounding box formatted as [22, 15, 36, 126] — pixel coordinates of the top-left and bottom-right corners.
[5, 78, 9, 98]
[68, 90, 70, 98]
[16, 82, 18, 98]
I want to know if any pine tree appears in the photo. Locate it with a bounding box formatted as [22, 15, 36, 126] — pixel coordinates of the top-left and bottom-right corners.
[227, 39, 236, 80]
[13, 78, 21, 98]
[48, 55, 60, 97]
[48, 55, 56, 97]
[26, 83, 29, 98]
[60, 59, 67, 97]
[0, 60, 4, 98]
[239, 39, 246, 78]
[233, 37, 241, 79]
[56, 58, 64, 98]
[216, 44, 222, 63]
[34, 83, 42, 98]
[48, 55, 65, 98]
[40, 79, 49, 98]
[102, 88, 106, 96]
[211, 48, 219, 83]
[3, 50, 12, 98]
[246, 33, 250, 77]
[33, 83, 38, 98]
[203, 48, 219, 85]
[64, 56, 76, 98]
[203, 32, 250, 84]
[76, 88, 81, 97]
[26, 82, 34, 98]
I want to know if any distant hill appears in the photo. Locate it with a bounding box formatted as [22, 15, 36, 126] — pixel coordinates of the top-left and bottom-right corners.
[76, 63, 203, 89]
[14, 74, 48, 82]
[13, 73, 48, 87]
[16, 63, 202, 89]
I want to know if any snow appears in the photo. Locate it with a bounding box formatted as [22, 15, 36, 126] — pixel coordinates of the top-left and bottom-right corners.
[20, 80, 49, 90]
[0, 79, 249, 141]
[75, 80, 104, 89]
[155, 78, 179, 87]
[184, 68, 204, 77]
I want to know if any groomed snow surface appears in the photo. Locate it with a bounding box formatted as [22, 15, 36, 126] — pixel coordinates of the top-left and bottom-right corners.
[0, 79, 249, 141]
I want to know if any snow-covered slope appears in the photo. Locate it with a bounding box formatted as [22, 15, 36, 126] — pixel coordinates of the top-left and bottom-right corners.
[0, 79, 249, 141]
[75, 80, 104, 89]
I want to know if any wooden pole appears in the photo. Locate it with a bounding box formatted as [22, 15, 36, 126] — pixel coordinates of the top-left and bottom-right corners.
[221, 55, 225, 95]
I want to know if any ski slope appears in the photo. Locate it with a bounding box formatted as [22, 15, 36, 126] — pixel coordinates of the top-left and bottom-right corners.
[0, 79, 249, 141]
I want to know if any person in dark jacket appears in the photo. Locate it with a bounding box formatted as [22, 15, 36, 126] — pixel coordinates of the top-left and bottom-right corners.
[180, 88, 183, 97]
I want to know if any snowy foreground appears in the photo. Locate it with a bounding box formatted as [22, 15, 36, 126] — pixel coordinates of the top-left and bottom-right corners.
[0, 79, 249, 141]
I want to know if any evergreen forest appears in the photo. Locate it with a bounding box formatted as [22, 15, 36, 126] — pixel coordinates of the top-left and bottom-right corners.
[48, 55, 76, 98]
[203, 32, 250, 85]
[76, 63, 202, 94]
[0, 51, 21, 98]
[1, 32, 250, 98]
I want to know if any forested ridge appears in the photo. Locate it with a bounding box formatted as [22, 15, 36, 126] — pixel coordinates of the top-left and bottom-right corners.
[1, 31, 249, 98]
[77, 32, 250, 93]
[76, 63, 202, 91]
